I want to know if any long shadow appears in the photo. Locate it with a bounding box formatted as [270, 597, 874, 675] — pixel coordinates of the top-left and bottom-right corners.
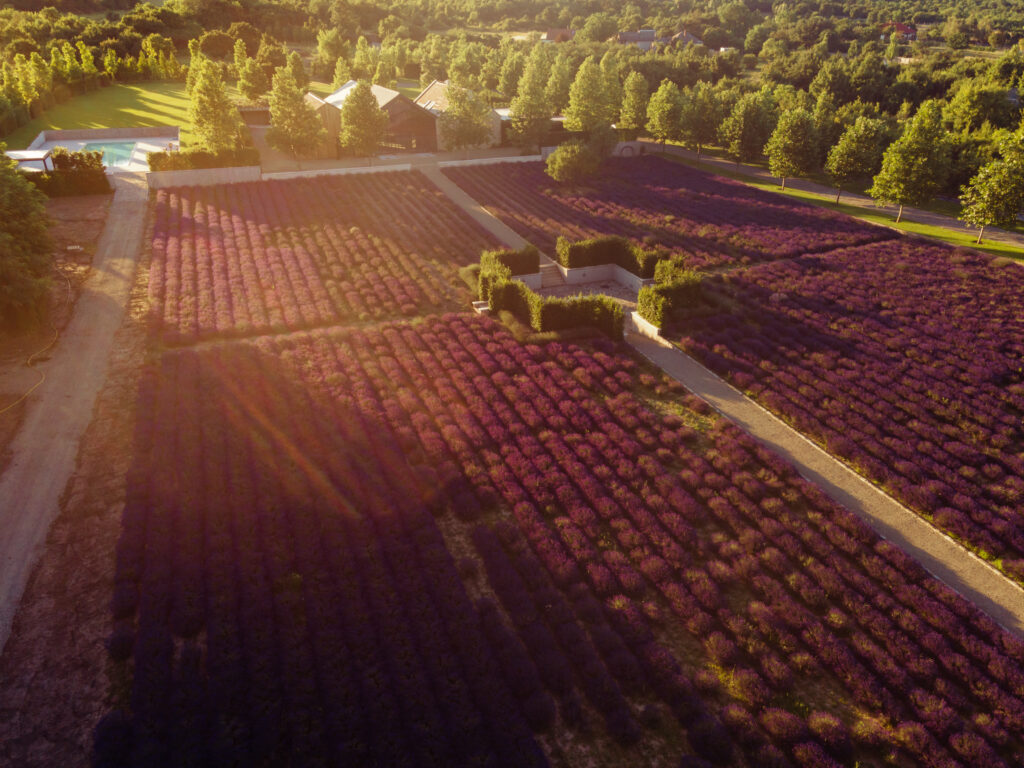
[93, 341, 547, 768]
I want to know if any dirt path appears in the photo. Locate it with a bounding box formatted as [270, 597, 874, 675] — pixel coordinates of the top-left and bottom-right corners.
[642, 141, 1024, 252]
[627, 331, 1024, 637]
[0, 173, 147, 654]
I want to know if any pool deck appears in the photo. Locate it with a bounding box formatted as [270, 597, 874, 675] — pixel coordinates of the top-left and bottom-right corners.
[21, 126, 180, 173]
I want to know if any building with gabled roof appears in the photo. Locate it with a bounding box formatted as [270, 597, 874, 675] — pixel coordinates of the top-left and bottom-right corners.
[312, 81, 438, 154]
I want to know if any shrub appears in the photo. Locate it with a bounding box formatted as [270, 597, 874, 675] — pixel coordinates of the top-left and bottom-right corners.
[545, 138, 601, 183]
[487, 244, 540, 276]
[23, 148, 111, 196]
[1, 148, 52, 325]
[638, 270, 704, 328]
[147, 146, 261, 171]
[554, 234, 661, 278]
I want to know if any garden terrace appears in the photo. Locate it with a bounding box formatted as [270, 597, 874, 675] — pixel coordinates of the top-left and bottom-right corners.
[669, 238, 1024, 579]
[102, 313, 1024, 767]
[147, 171, 500, 345]
[441, 156, 896, 270]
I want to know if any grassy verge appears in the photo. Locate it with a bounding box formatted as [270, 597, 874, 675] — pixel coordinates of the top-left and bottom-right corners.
[3, 81, 240, 149]
[659, 152, 1023, 260]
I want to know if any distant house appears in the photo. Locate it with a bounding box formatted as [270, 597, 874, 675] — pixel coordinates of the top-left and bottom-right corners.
[542, 28, 575, 43]
[310, 81, 438, 155]
[617, 29, 669, 51]
[881, 22, 917, 41]
[413, 80, 502, 150]
[670, 30, 704, 47]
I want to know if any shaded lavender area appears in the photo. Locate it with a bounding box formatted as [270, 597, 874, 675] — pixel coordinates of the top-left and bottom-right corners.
[99, 315, 1024, 766]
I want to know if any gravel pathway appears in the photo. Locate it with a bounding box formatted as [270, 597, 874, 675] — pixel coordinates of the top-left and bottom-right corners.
[0, 173, 147, 654]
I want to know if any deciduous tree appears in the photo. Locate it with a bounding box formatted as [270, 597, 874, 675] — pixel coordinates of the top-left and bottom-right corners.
[825, 116, 890, 203]
[646, 78, 682, 146]
[765, 108, 818, 189]
[267, 67, 325, 158]
[0, 144, 51, 326]
[868, 100, 951, 222]
[339, 79, 388, 158]
[565, 56, 609, 133]
[618, 71, 649, 134]
[439, 86, 493, 152]
[188, 58, 243, 152]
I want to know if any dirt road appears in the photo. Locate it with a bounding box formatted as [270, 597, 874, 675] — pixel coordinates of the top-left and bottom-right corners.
[0, 173, 147, 654]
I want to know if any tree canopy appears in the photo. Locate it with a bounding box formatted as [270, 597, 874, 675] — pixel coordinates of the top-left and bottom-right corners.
[338, 79, 388, 158]
[0, 145, 51, 327]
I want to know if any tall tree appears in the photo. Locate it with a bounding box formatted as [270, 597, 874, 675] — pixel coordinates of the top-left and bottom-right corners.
[439, 86, 493, 152]
[825, 117, 890, 203]
[510, 45, 553, 151]
[0, 143, 51, 326]
[238, 56, 269, 102]
[331, 57, 352, 89]
[565, 56, 609, 133]
[544, 53, 573, 115]
[599, 50, 622, 125]
[646, 78, 683, 146]
[287, 51, 308, 91]
[351, 36, 377, 80]
[188, 58, 242, 152]
[618, 71, 649, 134]
[678, 82, 721, 158]
[959, 133, 1024, 242]
[719, 88, 778, 165]
[267, 68, 325, 158]
[868, 100, 951, 222]
[498, 51, 525, 98]
[339, 79, 388, 159]
[764, 108, 818, 189]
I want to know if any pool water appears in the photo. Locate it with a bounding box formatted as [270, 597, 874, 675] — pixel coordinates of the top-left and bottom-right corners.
[82, 141, 138, 169]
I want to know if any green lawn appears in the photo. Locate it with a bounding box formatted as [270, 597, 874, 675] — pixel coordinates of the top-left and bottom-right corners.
[3, 81, 240, 149]
[659, 152, 1024, 260]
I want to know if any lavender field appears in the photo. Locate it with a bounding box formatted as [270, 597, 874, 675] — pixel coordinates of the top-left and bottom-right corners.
[100, 313, 1024, 767]
[442, 157, 895, 269]
[673, 238, 1024, 576]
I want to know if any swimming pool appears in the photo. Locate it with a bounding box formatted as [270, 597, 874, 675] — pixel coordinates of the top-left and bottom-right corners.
[82, 141, 138, 169]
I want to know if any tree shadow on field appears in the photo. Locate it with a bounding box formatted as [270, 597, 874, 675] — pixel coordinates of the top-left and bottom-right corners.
[93, 341, 546, 768]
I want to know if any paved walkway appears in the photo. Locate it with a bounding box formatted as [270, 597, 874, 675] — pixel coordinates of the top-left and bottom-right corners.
[627, 331, 1024, 637]
[641, 141, 1024, 252]
[420, 166, 539, 253]
[0, 173, 147, 654]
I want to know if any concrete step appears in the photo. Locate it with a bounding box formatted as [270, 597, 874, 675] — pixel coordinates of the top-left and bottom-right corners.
[539, 262, 565, 288]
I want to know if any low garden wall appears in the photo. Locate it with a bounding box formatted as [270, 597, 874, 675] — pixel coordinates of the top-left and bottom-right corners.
[262, 163, 413, 180]
[148, 166, 262, 189]
[555, 262, 654, 292]
[28, 126, 179, 149]
[438, 155, 543, 168]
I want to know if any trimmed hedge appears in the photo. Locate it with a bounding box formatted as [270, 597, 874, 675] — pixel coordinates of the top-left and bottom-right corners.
[23, 147, 111, 197]
[480, 249, 623, 339]
[637, 269, 703, 329]
[479, 245, 539, 301]
[147, 146, 260, 171]
[554, 235, 661, 278]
